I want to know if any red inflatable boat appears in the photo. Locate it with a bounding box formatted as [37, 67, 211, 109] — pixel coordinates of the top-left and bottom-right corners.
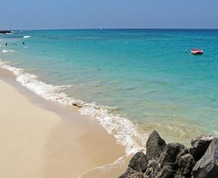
[191, 48, 203, 55]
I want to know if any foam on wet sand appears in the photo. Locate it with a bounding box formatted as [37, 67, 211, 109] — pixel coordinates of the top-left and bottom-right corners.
[0, 69, 126, 178]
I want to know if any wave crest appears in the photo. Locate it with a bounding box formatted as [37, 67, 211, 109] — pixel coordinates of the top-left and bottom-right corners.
[23, 36, 31, 39]
[2, 49, 16, 53]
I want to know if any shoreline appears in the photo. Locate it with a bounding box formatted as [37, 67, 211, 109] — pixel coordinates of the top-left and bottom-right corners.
[0, 59, 148, 154]
[0, 68, 128, 178]
[1, 28, 217, 177]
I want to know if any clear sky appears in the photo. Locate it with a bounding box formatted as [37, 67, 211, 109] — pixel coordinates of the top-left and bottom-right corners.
[1, 0, 218, 30]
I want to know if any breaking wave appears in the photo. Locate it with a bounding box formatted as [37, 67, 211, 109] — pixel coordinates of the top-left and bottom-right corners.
[23, 35, 31, 39]
[0, 60, 148, 155]
[2, 49, 16, 53]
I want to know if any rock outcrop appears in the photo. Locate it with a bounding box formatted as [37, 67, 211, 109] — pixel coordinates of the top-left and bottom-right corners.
[192, 138, 218, 178]
[146, 130, 166, 161]
[189, 134, 214, 161]
[0, 30, 11, 34]
[119, 131, 218, 178]
[128, 152, 147, 173]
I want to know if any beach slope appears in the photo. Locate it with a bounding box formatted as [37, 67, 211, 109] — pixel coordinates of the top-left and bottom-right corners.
[0, 77, 125, 178]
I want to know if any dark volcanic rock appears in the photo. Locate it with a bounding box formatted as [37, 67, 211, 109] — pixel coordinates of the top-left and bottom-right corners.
[157, 143, 195, 178]
[146, 130, 166, 160]
[159, 143, 183, 165]
[144, 159, 160, 178]
[189, 134, 214, 161]
[143, 142, 194, 178]
[128, 152, 147, 173]
[119, 152, 147, 178]
[118, 167, 144, 178]
[192, 138, 218, 178]
[118, 131, 217, 178]
[175, 148, 195, 177]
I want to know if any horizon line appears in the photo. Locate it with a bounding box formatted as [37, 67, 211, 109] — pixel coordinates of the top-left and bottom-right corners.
[4, 27, 218, 31]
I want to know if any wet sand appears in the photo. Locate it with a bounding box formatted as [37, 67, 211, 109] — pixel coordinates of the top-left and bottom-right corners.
[0, 69, 127, 178]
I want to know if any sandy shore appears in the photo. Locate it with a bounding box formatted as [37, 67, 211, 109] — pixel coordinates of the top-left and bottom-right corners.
[0, 69, 127, 178]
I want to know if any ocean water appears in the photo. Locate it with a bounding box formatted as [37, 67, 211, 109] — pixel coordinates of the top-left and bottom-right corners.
[1, 29, 218, 152]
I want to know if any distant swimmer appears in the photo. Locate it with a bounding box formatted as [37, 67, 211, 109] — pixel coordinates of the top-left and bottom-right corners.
[22, 42, 25, 45]
[185, 50, 188, 53]
[5, 42, 8, 46]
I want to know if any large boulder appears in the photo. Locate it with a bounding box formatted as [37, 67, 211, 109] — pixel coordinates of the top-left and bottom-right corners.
[157, 143, 195, 178]
[190, 134, 214, 161]
[146, 130, 166, 160]
[144, 143, 195, 178]
[118, 131, 217, 178]
[128, 152, 147, 173]
[192, 138, 218, 178]
[119, 152, 147, 178]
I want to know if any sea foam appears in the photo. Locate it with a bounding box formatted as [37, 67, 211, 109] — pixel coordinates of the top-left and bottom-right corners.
[2, 49, 16, 53]
[78, 156, 127, 178]
[23, 36, 31, 39]
[0, 60, 147, 155]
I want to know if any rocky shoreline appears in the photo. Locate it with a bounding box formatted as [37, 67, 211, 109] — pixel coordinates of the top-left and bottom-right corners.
[119, 130, 218, 178]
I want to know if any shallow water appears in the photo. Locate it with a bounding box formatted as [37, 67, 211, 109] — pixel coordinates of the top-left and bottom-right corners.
[1, 29, 218, 151]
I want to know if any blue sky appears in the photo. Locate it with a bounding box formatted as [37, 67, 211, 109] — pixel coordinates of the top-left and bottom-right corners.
[1, 0, 218, 29]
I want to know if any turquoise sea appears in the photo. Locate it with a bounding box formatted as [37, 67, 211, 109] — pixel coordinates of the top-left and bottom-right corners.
[1, 29, 218, 153]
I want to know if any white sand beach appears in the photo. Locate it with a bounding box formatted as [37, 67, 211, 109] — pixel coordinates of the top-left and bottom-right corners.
[0, 69, 127, 178]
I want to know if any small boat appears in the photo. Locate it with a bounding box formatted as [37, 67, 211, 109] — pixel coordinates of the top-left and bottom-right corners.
[191, 48, 203, 55]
